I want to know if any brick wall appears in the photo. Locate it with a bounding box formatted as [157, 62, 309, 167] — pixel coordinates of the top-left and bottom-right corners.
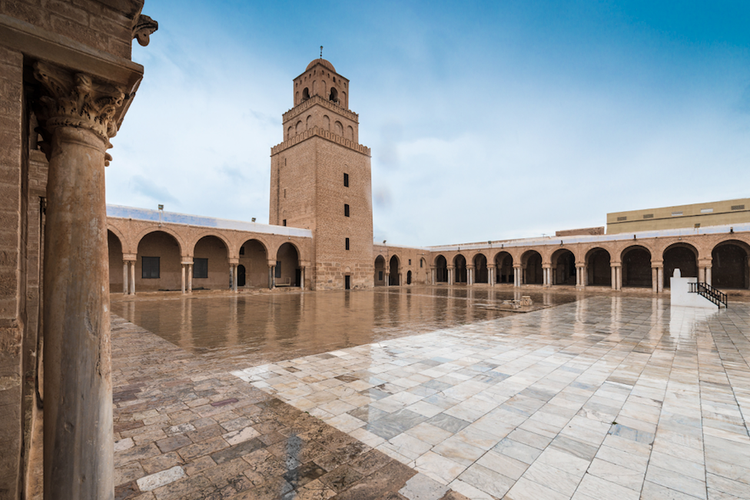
[0, 0, 140, 59]
[0, 43, 23, 499]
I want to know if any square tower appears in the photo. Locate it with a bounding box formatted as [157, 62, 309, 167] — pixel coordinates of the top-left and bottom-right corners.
[270, 58, 374, 290]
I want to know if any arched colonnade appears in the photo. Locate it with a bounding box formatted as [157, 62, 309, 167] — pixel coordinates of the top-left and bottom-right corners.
[107, 219, 312, 295]
[423, 235, 750, 291]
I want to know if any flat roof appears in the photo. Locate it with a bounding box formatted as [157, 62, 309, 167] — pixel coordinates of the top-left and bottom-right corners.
[107, 205, 313, 238]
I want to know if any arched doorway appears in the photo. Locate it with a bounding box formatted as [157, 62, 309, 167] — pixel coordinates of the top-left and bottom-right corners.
[551, 249, 575, 285]
[473, 254, 488, 284]
[389, 255, 400, 286]
[136, 231, 182, 291]
[523, 251, 543, 285]
[622, 246, 651, 288]
[454, 255, 467, 284]
[586, 248, 611, 286]
[276, 242, 300, 287]
[239, 239, 268, 288]
[712, 241, 749, 289]
[495, 252, 513, 283]
[237, 265, 246, 287]
[435, 255, 448, 283]
[374, 255, 386, 286]
[193, 235, 230, 289]
[663, 244, 697, 289]
[108, 230, 124, 293]
[407, 270, 412, 285]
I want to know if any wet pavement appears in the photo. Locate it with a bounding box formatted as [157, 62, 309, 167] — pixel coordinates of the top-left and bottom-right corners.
[111, 288, 750, 499]
[111, 287, 584, 364]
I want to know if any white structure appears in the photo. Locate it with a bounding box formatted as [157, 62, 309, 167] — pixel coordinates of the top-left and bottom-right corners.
[670, 269, 717, 309]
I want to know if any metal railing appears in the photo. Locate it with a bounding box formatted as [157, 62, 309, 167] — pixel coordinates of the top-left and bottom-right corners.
[688, 282, 728, 308]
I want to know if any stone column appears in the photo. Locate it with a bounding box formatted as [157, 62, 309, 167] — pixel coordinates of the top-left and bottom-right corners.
[615, 265, 622, 290]
[467, 265, 474, 286]
[180, 263, 187, 294]
[230, 258, 239, 292]
[657, 266, 664, 293]
[399, 272, 403, 286]
[488, 265, 496, 286]
[431, 267, 436, 285]
[542, 266, 551, 287]
[130, 261, 136, 295]
[513, 266, 521, 287]
[706, 266, 712, 286]
[448, 266, 454, 285]
[122, 261, 128, 294]
[611, 264, 616, 290]
[300, 266, 306, 289]
[34, 62, 127, 500]
[576, 264, 586, 287]
[269, 264, 275, 289]
[384, 268, 390, 287]
[188, 263, 193, 293]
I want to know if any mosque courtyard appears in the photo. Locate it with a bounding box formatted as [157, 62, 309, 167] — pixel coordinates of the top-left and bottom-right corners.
[109, 287, 750, 500]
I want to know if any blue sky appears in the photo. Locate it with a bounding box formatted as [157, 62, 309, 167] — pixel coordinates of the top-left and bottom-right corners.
[107, 1, 750, 246]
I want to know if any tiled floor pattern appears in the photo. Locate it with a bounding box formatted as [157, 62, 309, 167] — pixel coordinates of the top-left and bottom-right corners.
[233, 297, 750, 499]
[111, 316, 469, 500]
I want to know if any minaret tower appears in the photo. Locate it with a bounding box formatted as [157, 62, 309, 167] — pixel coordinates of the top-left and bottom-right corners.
[270, 56, 374, 290]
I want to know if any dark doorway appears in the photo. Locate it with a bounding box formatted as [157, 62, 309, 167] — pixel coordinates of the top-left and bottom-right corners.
[622, 246, 651, 287]
[663, 245, 697, 288]
[237, 265, 246, 287]
[435, 255, 448, 283]
[407, 270, 412, 284]
[345, 275, 351, 290]
[712, 243, 748, 289]
[524, 251, 543, 284]
[587, 249, 611, 286]
[454, 255, 467, 283]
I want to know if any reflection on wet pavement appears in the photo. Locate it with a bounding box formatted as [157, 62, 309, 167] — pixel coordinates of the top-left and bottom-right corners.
[112, 287, 584, 364]
[111, 290, 750, 499]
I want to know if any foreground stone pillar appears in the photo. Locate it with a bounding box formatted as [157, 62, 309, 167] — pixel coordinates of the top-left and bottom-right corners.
[467, 266, 474, 286]
[123, 261, 129, 294]
[35, 62, 126, 500]
[300, 266, 305, 289]
[657, 266, 664, 293]
[431, 267, 436, 285]
[269, 263, 275, 289]
[488, 265, 495, 286]
[448, 266, 454, 285]
[180, 263, 186, 294]
[188, 263, 193, 293]
[542, 266, 551, 287]
[384, 271, 390, 287]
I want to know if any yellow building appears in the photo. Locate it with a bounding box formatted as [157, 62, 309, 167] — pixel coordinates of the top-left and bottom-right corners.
[607, 198, 750, 234]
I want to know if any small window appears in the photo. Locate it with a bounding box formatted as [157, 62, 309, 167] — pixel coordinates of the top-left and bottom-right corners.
[701, 208, 713, 213]
[643, 214, 654, 219]
[408, 259, 411, 265]
[284, 189, 286, 199]
[345, 237, 350, 250]
[379, 271, 383, 281]
[283, 219, 287, 226]
[275, 261, 281, 278]
[193, 258, 208, 279]
[695, 223, 701, 228]
[344, 204, 350, 217]
[671, 212, 683, 216]
[142, 257, 160, 279]
[617, 216, 627, 221]
[344, 173, 349, 187]
[732, 205, 745, 210]
[420, 260, 423, 268]
[240, 246, 245, 255]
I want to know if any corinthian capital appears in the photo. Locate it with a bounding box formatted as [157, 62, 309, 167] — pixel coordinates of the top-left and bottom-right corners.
[33, 62, 127, 164]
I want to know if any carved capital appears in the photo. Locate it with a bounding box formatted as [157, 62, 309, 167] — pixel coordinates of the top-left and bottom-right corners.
[33, 62, 127, 164]
[133, 14, 158, 47]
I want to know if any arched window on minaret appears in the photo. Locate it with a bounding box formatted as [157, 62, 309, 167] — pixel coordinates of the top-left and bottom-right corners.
[342, 91, 347, 108]
[323, 115, 330, 131]
[334, 121, 343, 136]
[295, 120, 303, 135]
[329, 87, 338, 104]
[287, 126, 293, 139]
[312, 81, 316, 96]
[346, 126, 354, 141]
[306, 115, 312, 130]
[302, 88, 310, 100]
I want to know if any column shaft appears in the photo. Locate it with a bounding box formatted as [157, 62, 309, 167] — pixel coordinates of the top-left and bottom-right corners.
[181, 264, 186, 294]
[652, 268, 658, 293]
[123, 261, 128, 294]
[129, 261, 135, 295]
[706, 267, 712, 286]
[43, 126, 114, 499]
[657, 267, 664, 293]
[188, 264, 193, 293]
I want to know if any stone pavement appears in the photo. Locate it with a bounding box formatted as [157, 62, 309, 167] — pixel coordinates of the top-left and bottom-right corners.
[113, 296, 750, 499]
[111, 316, 469, 500]
[233, 297, 750, 499]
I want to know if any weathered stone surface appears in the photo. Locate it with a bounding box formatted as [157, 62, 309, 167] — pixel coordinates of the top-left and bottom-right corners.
[136, 465, 185, 492]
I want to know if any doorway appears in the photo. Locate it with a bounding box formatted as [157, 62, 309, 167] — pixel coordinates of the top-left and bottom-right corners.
[237, 265, 246, 287]
[345, 275, 351, 290]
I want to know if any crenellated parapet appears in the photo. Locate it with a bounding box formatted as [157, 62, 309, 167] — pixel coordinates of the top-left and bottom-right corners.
[282, 95, 359, 123]
[271, 126, 371, 156]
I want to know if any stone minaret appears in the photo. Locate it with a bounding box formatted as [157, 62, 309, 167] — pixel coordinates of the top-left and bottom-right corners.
[270, 58, 374, 290]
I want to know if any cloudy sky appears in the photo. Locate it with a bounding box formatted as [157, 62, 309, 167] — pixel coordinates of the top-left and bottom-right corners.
[107, 0, 750, 247]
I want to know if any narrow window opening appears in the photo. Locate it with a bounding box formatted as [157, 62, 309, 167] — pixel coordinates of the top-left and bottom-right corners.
[302, 88, 310, 100]
[344, 172, 349, 187]
[283, 219, 287, 226]
[344, 204, 350, 217]
[193, 258, 208, 279]
[284, 189, 286, 198]
[345, 237, 350, 250]
[408, 259, 412, 265]
[345, 275, 351, 290]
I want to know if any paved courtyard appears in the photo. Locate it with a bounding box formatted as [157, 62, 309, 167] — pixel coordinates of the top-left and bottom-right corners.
[112, 291, 750, 499]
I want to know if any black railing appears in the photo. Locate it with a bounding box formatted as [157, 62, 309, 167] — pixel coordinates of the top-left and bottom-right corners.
[688, 281, 728, 308]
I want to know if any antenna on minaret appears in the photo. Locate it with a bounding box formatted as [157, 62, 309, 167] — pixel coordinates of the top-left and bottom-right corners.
[320, 46, 323, 59]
